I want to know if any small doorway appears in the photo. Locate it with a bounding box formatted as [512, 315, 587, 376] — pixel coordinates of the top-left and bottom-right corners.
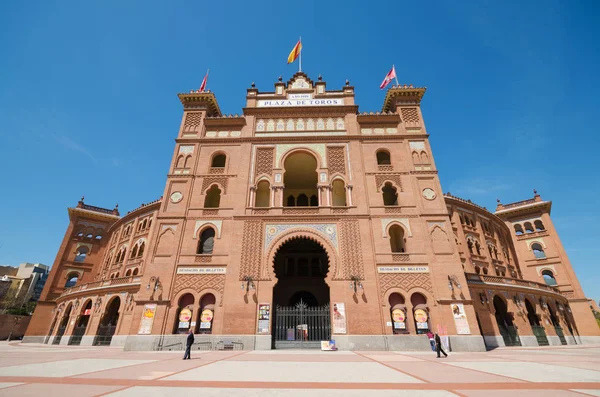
[525, 299, 548, 346]
[53, 304, 72, 345]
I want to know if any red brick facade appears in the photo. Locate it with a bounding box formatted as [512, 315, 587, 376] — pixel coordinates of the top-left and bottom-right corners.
[25, 73, 600, 349]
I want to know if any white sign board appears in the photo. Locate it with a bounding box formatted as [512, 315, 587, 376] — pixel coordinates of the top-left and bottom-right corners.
[257, 98, 344, 107]
[377, 266, 430, 274]
[177, 267, 226, 275]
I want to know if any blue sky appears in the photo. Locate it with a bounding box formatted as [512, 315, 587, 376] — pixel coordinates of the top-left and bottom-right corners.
[0, 1, 598, 302]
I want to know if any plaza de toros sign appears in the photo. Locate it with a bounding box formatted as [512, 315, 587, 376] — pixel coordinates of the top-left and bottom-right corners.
[257, 96, 344, 107]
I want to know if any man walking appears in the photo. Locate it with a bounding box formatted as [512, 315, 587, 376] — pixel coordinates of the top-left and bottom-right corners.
[183, 329, 194, 360]
[435, 333, 448, 358]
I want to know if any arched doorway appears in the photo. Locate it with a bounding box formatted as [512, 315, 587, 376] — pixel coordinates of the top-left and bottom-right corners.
[69, 300, 93, 345]
[525, 299, 548, 346]
[548, 302, 567, 345]
[94, 297, 120, 346]
[272, 237, 331, 348]
[174, 293, 195, 334]
[493, 295, 521, 346]
[52, 303, 72, 345]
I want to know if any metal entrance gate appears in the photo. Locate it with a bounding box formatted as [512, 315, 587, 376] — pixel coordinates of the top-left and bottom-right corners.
[274, 300, 330, 349]
[531, 325, 549, 346]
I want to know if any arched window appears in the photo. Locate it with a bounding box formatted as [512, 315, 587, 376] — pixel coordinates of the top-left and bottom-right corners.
[204, 185, 221, 208]
[376, 150, 391, 165]
[310, 195, 318, 206]
[514, 224, 524, 235]
[382, 182, 398, 206]
[255, 181, 270, 208]
[283, 152, 318, 207]
[86, 233, 93, 239]
[467, 239, 473, 254]
[132, 268, 139, 276]
[125, 269, 131, 277]
[388, 293, 406, 334]
[297, 193, 309, 206]
[411, 292, 429, 334]
[198, 228, 216, 255]
[76, 231, 84, 238]
[389, 225, 406, 253]
[475, 265, 481, 274]
[482, 267, 489, 275]
[198, 293, 216, 334]
[286, 195, 296, 207]
[74, 246, 89, 263]
[534, 220, 545, 231]
[211, 154, 226, 168]
[524, 222, 534, 233]
[138, 242, 145, 257]
[95, 235, 102, 240]
[475, 241, 481, 255]
[459, 215, 465, 224]
[65, 273, 78, 288]
[332, 180, 347, 206]
[532, 243, 546, 259]
[542, 270, 557, 286]
[130, 245, 139, 258]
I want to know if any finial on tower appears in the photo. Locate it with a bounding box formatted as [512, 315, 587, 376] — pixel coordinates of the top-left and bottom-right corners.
[251, 82, 255, 88]
[497, 198, 501, 203]
[278, 75, 283, 82]
[318, 74, 322, 81]
[80, 196, 85, 202]
[533, 189, 538, 195]
[345, 79, 350, 86]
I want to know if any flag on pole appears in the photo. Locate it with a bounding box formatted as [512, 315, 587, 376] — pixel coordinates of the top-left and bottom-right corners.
[199, 69, 209, 92]
[379, 65, 397, 90]
[287, 39, 302, 64]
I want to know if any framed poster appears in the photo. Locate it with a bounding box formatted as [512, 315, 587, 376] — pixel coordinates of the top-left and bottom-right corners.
[137, 304, 157, 335]
[200, 309, 213, 330]
[392, 308, 406, 330]
[332, 303, 346, 334]
[414, 308, 429, 329]
[451, 303, 471, 334]
[257, 303, 271, 334]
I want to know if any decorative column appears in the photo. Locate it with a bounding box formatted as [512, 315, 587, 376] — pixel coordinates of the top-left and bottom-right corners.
[270, 186, 275, 207]
[249, 186, 256, 208]
[346, 184, 353, 207]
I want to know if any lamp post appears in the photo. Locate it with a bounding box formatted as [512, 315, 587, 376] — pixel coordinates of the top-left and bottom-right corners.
[147, 277, 162, 293]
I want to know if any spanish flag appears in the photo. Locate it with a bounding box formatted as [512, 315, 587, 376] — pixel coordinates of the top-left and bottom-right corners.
[287, 39, 302, 64]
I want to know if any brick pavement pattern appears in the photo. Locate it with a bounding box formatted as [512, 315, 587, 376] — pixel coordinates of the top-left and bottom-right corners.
[0, 342, 599, 396]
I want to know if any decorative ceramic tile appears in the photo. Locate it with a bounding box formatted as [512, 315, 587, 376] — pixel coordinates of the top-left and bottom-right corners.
[264, 223, 338, 252]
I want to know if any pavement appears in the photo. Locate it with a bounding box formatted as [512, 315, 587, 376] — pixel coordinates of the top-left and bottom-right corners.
[0, 342, 599, 396]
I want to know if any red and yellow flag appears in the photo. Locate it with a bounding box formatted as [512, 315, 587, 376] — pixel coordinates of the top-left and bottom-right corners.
[287, 39, 302, 64]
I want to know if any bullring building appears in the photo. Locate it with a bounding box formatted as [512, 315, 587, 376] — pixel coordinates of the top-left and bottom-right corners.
[24, 72, 600, 351]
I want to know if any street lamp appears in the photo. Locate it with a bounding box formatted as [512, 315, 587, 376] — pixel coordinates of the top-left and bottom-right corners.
[448, 275, 461, 292]
[240, 276, 255, 292]
[349, 276, 363, 294]
[147, 276, 162, 292]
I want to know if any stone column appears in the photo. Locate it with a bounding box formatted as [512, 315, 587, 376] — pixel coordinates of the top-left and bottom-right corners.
[346, 185, 353, 207]
[249, 186, 256, 207]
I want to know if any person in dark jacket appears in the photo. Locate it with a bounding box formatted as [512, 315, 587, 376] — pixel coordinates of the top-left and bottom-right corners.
[435, 333, 448, 358]
[183, 329, 194, 360]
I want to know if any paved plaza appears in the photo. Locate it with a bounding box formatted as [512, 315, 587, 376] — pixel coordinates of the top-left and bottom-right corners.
[0, 342, 599, 396]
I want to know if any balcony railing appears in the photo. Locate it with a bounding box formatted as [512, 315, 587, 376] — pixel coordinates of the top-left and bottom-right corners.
[60, 276, 141, 298]
[500, 198, 537, 210]
[466, 273, 562, 295]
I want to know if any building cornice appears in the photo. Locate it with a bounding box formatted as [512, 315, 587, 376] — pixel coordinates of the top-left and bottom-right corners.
[382, 85, 426, 112]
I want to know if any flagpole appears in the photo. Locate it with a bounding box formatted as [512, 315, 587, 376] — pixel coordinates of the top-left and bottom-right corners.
[393, 64, 399, 86]
[299, 36, 302, 72]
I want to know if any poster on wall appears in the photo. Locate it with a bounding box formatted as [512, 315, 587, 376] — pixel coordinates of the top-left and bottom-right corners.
[321, 340, 337, 351]
[451, 303, 471, 334]
[178, 308, 192, 330]
[200, 309, 213, 329]
[392, 308, 406, 330]
[257, 303, 271, 334]
[332, 303, 347, 334]
[137, 304, 157, 335]
[414, 309, 429, 329]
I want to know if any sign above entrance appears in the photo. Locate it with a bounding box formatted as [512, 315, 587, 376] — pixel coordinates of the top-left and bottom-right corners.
[377, 266, 429, 274]
[177, 267, 226, 275]
[257, 98, 344, 108]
